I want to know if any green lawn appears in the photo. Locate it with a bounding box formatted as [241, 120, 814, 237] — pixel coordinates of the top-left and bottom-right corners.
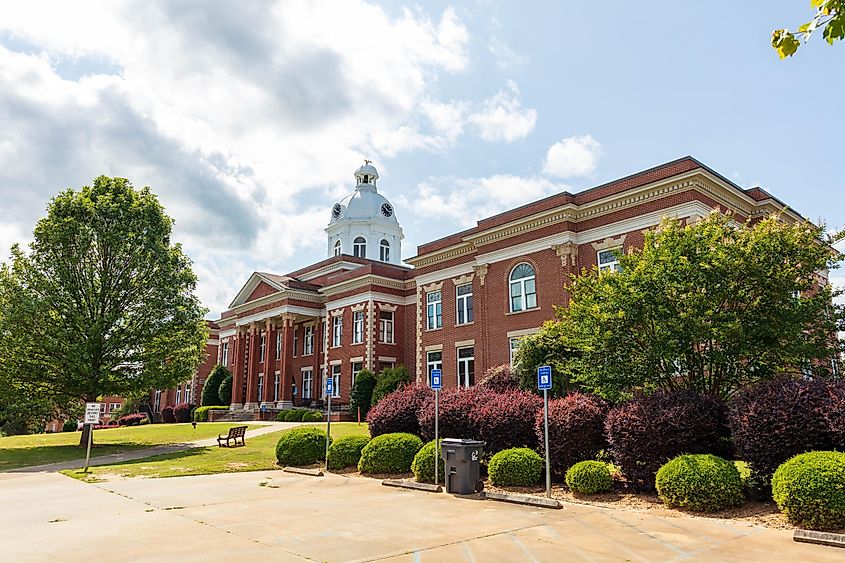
[0, 423, 260, 472]
[63, 422, 370, 481]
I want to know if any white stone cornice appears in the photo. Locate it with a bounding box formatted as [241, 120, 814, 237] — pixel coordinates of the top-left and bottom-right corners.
[326, 290, 411, 311]
[321, 273, 408, 297]
[422, 281, 444, 292]
[591, 235, 627, 252]
[297, 260, 365, 281]
[377, 302, 398, 312]
[451, 273, 475, 286]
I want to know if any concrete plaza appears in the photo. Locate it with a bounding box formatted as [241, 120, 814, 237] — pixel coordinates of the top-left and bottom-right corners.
[0, 468, 840, 562]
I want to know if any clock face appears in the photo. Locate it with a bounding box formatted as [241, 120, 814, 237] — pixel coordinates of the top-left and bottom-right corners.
[381, 203, 393, 217]
[332, 203, 342, 219]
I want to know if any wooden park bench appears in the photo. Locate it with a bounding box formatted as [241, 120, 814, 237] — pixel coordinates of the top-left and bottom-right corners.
[217, 425, 248, 448]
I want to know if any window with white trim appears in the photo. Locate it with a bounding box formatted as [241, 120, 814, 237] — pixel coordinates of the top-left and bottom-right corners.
[100, 403, 106, 414]
[509, 263, 537, 312]
[353, 236, 366, 258]
[379, 239, 390, 262]
[304, 325, 314, 355]
[330, 364, 341, 398]
[597, 249, 621, 273]
[257, 373, 264, 402]
[154, 390, 161, 413]
[221, 341, 229, 366]
[185, 382, 192, 404]
[426, 291, 442, 329]
[259, 333, 266, 363]
[109, 402, 121, 413]
[176, 385, 182, 404]
[302, 368, 313, 399]
[426, 351, 442, 386]
[293, 328, 299, 356]
[332, 316, 342, 347]
[273, 373, 280, 401]
[456, 283, 473, 324]
[275, 331, 281, 360]
[509, 337, 523, 367]
[333, 240, 342, 256]
[352, 311, 365, 344]
[457, 347, 475, 388]
[352, 362, 363, 388]
[379, 310, 394, 343]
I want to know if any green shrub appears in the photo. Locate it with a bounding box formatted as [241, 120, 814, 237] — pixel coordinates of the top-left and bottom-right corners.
[655, 454, 744, 512]
[275, 427, 331, 466]
[284, 409, 307, 422]
[565, 461, 613, 494]
[218, 374, 233, 405]
[371, 366, 412, 406]
[327, 435, 370, 470]
[358, 432, 423, 474]
[202, 365, 230, 406]
[302, 410, 323, 422]
[350, 370, 377, 419]
[412, 440, 445, 484]
[275, 410, 289, 422]
[192, 405, 228, 422]
[488, 448, 543, 487]
[771, 451, 845, 530]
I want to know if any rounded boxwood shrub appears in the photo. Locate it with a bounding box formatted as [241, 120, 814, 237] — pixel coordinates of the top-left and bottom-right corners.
[358, 432, 423, 474]
[655, 454, 744, 512]
[274, 410, 288, 421]
[193, 405, 228, 422]
[275, 427, 331, 466]
[470, 389, 542, 456]
[367, 384, 432, 437]
[327, 435, 370, 470]
[302, 410, 323, 422]
[771, 451, 845, 530]
[488, 447, 543, 487]
[538, 392, 609, 476]
[605, 390, 729, 491]
[565, 460, 613, 494]
[411, 440, 445, 483]
[284, 409, 307, 422]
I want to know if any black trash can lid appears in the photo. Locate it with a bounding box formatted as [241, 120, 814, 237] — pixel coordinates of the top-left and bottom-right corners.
[441, 438, 484, 446]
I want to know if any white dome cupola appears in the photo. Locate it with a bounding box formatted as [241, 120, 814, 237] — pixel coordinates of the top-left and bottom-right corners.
[326, 161, 403, 265]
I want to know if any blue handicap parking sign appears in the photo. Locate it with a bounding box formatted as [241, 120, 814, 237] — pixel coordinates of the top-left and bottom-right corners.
[326, 377, 333, 394]
[430, 369, 442, 390]
[537, 365, 552, 390]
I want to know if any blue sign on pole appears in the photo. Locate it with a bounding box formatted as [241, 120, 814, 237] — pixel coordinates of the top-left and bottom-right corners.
[430, 369, 442, 390]
[326, 377, 333, 395]
[537, 365, 552, 390]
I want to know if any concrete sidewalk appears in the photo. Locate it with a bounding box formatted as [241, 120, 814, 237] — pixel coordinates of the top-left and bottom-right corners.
[8, 421, 296, 474]
[1, 468, 841, 562]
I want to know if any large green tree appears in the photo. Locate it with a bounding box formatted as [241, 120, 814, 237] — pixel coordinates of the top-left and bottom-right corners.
[0, 176, 207, 444]
[773, 0, 844, 58]
[518, 212, 843, 400]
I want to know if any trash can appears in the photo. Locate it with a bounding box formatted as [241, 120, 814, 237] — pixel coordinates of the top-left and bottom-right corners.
[440, 438, 484, 494]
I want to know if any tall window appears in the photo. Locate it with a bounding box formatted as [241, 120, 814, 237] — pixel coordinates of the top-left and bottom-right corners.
[509, 263, 537, 312]
[332, 316, 342, 347]
[456, 283, 473, 324]
[259, 333, 266, 363]
[426, 351, 442, 386]
[597, 249, 621, 273]
[275, 331, 281, 360]
[457, 347, 475, 388]
[330, 364, 341, 398]
[509, 337, 522, 367]
[185, 382, 192, 403]
[273, 373, 280, 401]
[221, 341, 229, 366]
[426, 291, 442, 330]
[379, 239, 390, 262]
[353, 237, 366, 258]
[154, 390, 161, 412]
[352, 311, 365, 344]
[333, 240, 342, 256]
[304, 325, 314, 355]
[257, 373, 264, 402]
[352, 362, 363, 388]
[379, 311, 394, 343]
[302, 369, 313, 399]
[293, 328, 299, 356]
[176, 385, 182, 404]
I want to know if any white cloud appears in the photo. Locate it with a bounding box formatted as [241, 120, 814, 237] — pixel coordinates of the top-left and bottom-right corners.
[467, 80, 537, 142]
[543, 135, 602, 178]
[488, 37, 528, 71]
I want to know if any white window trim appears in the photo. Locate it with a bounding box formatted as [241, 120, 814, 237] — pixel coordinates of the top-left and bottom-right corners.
[332, 316, 343, 347]
[304, 325, 314, 355]
[302, 368, 313, 399]
[352, 311, 365, 344]
[426, 291, 443, 330]
[379, 310, 394, 344]
[597, 248, 621, 273]
[330, 364, 341, 398]
[456, 283, 473, 325]
[457, 346, 475, 388]
[259, 333, 266, 363]
[509, 263, 537, 313]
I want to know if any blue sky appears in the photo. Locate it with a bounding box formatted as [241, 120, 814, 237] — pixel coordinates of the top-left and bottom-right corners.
[0, 1, 842, 315]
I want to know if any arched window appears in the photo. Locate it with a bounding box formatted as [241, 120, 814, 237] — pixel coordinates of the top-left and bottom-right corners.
[353, 236, 366, 258]
[333, 240, 342, 256]
[509, 263, 536, 312]
[379, 239, 390, 262]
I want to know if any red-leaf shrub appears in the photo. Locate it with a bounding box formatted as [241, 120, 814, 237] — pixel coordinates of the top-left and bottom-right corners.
[479, 364, 519, 392]
[606, 390, 729, 491]
[418, 386, 494, 441]
[825, 383, 845, 451]
[730, 379, 835, 482]
[118, 413, 147, 426]
[537, 392, 609, 475]
[161, 405, 176, 423]
[471, 389, 542, 456]
[367, 384, 432, 437]
[173, 403, 193, 423]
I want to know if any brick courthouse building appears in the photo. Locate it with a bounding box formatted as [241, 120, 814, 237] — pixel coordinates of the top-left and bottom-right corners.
[187, 157, 805, 415]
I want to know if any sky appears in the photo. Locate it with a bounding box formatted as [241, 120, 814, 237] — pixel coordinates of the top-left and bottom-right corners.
[0, 1, 843, 317]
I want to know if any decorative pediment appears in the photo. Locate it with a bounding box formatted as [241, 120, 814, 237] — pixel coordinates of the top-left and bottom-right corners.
[228, 272, 287, 309]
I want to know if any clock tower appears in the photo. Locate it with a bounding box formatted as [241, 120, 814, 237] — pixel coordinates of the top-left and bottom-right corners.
[325, 162, 404, 265]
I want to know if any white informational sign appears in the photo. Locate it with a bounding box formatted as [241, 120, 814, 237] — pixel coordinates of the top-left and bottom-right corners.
[84, 402, 101, 425]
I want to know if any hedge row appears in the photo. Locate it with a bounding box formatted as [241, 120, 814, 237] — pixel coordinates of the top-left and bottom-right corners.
[192, 405, 228, 422]
[275, 409, 322, 422]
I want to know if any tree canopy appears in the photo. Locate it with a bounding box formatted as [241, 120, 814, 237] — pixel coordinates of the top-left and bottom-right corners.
[516, 212, 843, 400]
[0, 176, 207, 437]
[773, 0, 844, 58]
